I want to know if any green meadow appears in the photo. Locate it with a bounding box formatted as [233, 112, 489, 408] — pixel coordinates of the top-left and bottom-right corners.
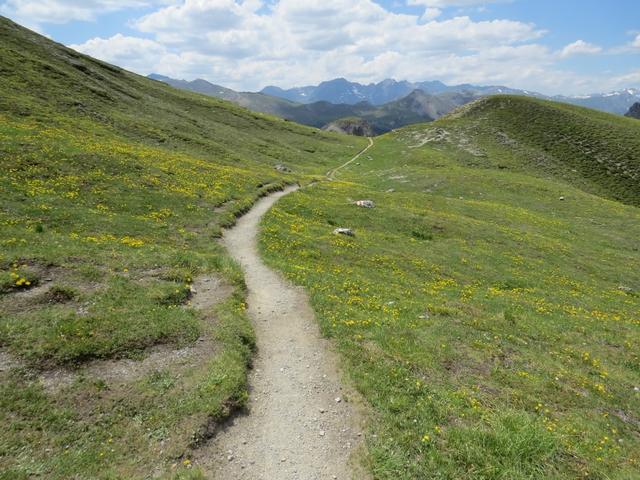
[0, 16, 363, 479]
[261, 99, 640, 479]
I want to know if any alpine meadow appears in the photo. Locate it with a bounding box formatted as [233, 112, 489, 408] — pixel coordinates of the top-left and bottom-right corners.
[0, 3, 639, 480]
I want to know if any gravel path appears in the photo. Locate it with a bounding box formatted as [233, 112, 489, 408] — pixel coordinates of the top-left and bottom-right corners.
[196, 186, 366, 480]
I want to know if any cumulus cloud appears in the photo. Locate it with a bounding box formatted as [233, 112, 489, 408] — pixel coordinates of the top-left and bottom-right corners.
[560, 40, 602, 58]
[0, 0, 172, 24]
[63, 0, 634, 95]
[70, 34, 167, 72]
[133, 0, 542, 56]
[408, 0, 506, 7]
[420, 7, 442, 20]
[632, 34, 640, 48]
[67, 0, 552, 90]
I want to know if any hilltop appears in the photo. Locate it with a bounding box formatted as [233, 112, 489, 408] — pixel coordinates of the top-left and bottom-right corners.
[262, 77, 640, 115]
[323, 117, 375, 136]
[433, 96, 640, 206]
[261, 77, 534, 105]
[152, 74, 640, 137]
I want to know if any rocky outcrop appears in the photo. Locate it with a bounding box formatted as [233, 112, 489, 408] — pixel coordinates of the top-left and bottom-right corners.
[333, 228, 355, 236]
[322, 117, 375, 136]
[625, 102, 640, 119]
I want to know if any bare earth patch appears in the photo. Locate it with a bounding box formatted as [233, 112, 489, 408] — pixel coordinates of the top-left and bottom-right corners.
[0, 273, 234, 393]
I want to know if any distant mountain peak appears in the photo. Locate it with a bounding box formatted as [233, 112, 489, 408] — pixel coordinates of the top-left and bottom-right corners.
[405, 89, 432, 98]
[258, 77, 455, 106]
[148, 73, 173, 82]
[150, 70, 640, 145]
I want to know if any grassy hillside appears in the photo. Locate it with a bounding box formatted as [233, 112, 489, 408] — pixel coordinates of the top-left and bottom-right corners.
[261, 98, 640, 478]
[0, 16, 364, 480]
[4, 13, 640, 480]
[435, 96, 640, 206]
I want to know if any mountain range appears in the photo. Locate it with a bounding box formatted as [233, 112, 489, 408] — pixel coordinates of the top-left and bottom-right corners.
[149, 74, 474, 134]
[261, 77, 531, 105]
[150, 74, 640, 135]
[262, 77, 640, 115]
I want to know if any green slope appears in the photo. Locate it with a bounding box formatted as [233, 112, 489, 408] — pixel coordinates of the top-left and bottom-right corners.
[0, 16, 364, 479]
[4, 13, 640, 480]
[261, 97, 640, 478]
[433, 95, 640, 206]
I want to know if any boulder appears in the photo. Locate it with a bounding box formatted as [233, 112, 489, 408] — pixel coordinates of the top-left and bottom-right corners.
[274, 163, 291, 173]
[333, 228, 355, 237]
[355, 200, 375, 208]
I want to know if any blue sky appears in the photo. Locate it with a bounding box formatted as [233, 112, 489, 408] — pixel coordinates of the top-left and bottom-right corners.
[1, 0, 639, 94]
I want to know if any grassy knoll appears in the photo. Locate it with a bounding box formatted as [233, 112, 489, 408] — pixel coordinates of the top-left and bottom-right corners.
[0, 16, 364, 479]
[435, 96, 640, 207]
[261, 99, 640, 479]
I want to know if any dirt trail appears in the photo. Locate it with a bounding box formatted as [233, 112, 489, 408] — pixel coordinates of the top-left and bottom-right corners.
[197, 186, 366, 479]
[326, 137, 374, 179]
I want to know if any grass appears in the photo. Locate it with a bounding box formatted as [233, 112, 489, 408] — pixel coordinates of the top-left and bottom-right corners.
[3, 13, 639, 479]
[260, 98, 640, 478]
[0, 16, 364, 479]
[434, 96, 640, 206]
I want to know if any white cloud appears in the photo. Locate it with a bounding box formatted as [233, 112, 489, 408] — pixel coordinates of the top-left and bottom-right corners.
[133, 0, 542, 56]
[408, 0, 506, 7]
[632, 34, 640, 48]
[608, 70, 640, 90]
[560, 40, 602, 58]
[70, 34, 167, 73]
[63, 0, 636, 95]
[69, 0, 555, 93]
[420, 7, 442, 20]
[0, 0, 172, 24]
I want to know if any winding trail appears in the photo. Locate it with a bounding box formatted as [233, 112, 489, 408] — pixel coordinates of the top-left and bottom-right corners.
[197, 186, 366, 479]
[326, 137, 374, 180]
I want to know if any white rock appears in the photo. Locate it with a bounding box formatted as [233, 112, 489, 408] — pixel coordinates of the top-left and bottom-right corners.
[355, 200, 375, 208]
[333, 228, 355, 237]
